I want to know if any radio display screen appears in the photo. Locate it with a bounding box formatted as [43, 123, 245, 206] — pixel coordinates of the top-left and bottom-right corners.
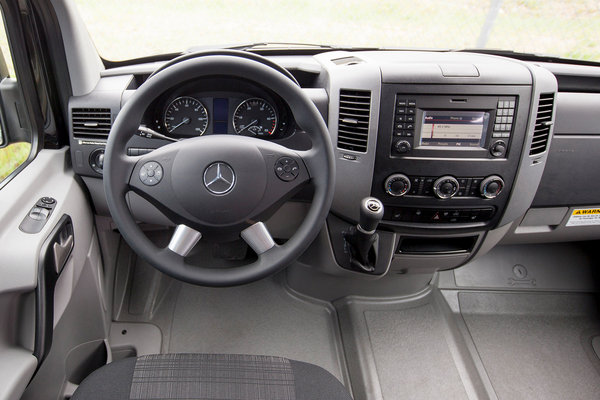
[419, 111, 489, 148]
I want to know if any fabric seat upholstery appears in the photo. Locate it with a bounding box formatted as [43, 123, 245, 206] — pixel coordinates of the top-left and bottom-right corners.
[72, 353, 352, 400]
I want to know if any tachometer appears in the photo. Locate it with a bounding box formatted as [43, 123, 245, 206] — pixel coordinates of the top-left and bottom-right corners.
[233, 98, 278, 137]
[164, 96, 209, 136]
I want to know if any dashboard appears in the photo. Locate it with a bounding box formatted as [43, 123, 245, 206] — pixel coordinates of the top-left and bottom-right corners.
[67, 49, 600, 277]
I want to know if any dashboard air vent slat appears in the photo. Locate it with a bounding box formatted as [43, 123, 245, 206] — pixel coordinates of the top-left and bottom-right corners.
[72, 108, 112, 139]
[529, 93, 554, 156]
[337, 89, 371, 153]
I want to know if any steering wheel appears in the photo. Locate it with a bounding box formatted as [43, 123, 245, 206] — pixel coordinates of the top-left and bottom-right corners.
[103, 53, 335, 287]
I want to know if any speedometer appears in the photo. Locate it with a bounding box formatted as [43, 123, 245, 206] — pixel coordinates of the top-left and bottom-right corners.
[232, 98, 278, 137]
[164, 96, 209, 136]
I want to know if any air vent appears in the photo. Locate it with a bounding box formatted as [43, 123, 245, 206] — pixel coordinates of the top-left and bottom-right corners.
[72, 108, 112, 139]
[529, 93, 554, 156]
[337, 89, 371, 153]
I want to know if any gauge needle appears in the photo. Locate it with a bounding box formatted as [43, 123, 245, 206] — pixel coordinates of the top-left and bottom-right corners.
[239, 119, 258, 133]
[169, 117, 191, 132]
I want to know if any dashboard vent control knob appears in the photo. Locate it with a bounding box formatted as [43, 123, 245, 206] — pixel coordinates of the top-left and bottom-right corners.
[480, 175, 505, 199]
[433, 176, 459, 199]
[384, 174, 411, 197]
[394, 140, 412, 154]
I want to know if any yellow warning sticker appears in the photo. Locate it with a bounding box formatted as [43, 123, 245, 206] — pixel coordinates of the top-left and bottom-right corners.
[567, 208, 600, 226]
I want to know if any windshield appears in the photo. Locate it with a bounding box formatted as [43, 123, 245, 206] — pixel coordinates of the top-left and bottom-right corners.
[74, 0, 600, 63]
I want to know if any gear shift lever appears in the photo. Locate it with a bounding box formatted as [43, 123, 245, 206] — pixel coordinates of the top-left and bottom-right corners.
[344, 197, 384, 273]
[358, 197, 384, 233]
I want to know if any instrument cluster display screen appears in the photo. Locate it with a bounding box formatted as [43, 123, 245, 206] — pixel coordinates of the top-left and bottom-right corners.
[419, 111, 489, 148]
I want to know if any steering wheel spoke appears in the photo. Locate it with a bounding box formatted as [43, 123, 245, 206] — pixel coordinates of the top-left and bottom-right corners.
[168, 224, 202, 257]
[241, 222, 276, 255]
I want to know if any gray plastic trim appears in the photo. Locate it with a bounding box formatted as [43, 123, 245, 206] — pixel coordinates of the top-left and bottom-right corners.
[498, 63, 557, 226]
[520, 207, 568, 227]
[359, 51, 532, 85]
[0, 348, 37, 400]
[554, 93, 600, 134]
[501, 205, 600, 244]
[109, 322, 162, 357]
[314, 51, 382, 222]
[50, 0, 104, 96]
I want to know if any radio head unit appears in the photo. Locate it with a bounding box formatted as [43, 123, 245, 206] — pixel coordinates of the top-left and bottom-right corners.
[391, 94, 517, 159]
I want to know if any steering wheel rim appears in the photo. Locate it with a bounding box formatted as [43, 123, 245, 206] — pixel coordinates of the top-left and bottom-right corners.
[103, 54, 335, 287]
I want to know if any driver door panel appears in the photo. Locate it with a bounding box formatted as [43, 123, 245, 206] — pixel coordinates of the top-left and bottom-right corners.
[0, 148, 108, 399]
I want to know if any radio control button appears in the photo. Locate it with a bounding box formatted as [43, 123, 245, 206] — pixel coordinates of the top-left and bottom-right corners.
[490, 140, 507, 157]
[394, 140, 412, 154]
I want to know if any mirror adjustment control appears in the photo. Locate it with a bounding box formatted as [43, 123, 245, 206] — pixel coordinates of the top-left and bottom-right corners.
[433, 176, 459, 199]
[384, 174, 411, 197]
[89, 148, 105, 174]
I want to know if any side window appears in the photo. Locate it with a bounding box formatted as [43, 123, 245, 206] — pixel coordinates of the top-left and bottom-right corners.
[0, 9, 32, 183]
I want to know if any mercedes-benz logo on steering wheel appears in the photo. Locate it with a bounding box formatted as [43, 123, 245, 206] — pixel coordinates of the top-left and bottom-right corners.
[203, 162, 236, 195]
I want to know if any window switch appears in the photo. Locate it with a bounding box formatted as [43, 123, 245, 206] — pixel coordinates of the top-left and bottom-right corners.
[29, 207, 50, 220]
[20, 197, 57, 233]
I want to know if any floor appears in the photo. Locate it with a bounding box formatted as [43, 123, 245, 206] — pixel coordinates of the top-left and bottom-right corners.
[111, 241, 600, 400]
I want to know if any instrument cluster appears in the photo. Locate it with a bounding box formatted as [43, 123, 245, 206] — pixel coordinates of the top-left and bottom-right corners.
[142, 78, 295, 140]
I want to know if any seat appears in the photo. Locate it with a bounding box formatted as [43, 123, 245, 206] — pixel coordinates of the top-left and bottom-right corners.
[72, 353, 352, 400]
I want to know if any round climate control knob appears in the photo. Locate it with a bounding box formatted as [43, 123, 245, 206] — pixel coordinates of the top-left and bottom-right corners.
[480, 175, 504, 199]
[433, 176, 459, 199]
[384, 173, 411, 197]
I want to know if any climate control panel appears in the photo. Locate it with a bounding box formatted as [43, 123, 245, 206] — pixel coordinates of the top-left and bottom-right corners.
[383, 174, 504, 199]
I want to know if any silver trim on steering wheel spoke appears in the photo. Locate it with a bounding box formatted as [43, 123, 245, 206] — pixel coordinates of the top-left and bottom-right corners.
[168, 224, 202, 256]
[241, 222, 275, 255]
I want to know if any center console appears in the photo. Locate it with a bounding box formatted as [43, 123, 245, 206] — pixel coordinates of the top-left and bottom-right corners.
[371, 85, 532, 230]
[312, 50, 557, 277]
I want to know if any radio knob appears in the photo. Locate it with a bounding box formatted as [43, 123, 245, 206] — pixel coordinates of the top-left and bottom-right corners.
[394, 140, 412, 154]
[490, 140, 507, 157]
[384, 174, 411, 197]
[433, 176, 459, 199]
[480, 175, 505, 199]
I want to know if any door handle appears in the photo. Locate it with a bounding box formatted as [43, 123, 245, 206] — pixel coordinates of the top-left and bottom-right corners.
[53, 232, 74, 274]
[34, 215, 73, 365]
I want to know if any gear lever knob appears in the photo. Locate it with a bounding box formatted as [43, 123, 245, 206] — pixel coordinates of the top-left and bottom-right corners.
[358, 197, 384, 234]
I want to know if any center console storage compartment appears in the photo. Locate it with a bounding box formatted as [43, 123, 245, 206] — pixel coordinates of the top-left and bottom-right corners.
[397, 235, 477, 254]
